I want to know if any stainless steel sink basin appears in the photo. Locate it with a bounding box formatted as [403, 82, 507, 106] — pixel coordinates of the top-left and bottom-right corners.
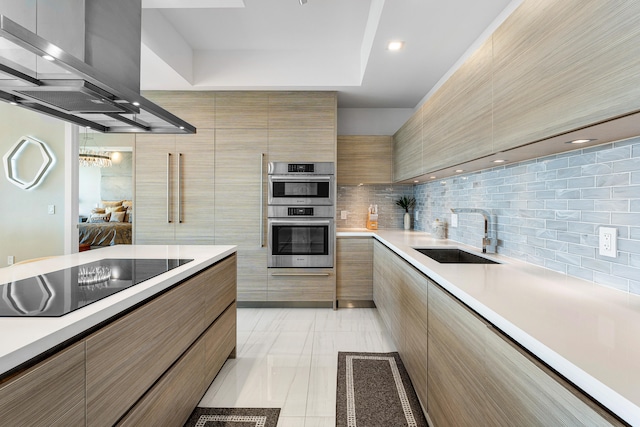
[414, 248, 499, 264]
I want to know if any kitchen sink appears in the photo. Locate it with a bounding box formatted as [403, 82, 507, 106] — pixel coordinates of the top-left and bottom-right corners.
[413, 248, 499, 264]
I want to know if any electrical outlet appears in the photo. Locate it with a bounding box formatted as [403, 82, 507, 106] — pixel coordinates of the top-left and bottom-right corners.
[48, 204, 55, 215]
[599, 226, 617, 258]
[341, 210, 349, 220]
[451, 213, 458, 228]
[7, 256, 14, 265]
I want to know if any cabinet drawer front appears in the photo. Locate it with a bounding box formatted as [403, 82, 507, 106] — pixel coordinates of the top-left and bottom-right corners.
[268, 268, 335, 301]
[86, 274, 205, 426]
[337, 237, 373, 300]
[0, 341, 85, 427]
[204, 254, 237, 326]
[205, 303, 237, 383]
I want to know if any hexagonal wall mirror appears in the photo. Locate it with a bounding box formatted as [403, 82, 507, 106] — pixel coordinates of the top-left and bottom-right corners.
[3, 136, 55, 190]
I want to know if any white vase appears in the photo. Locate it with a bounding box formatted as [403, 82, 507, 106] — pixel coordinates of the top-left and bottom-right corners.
[404, 212, 410, 230]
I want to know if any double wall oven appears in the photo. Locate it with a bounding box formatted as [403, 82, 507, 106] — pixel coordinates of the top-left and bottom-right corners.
[267, 162, 334, 268]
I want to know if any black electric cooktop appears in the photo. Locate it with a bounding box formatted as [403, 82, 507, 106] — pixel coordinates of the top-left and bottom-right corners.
[0, 258, 193, 317]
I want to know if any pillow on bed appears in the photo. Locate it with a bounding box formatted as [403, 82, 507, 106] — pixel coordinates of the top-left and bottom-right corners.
[122, 200, 133, 209]
[91, 207, 106, 214]
[109, 211, 126, 222]
[105, 205, 126, 214]
[101, 200, 122, 208]
[89, 212, 111, 223]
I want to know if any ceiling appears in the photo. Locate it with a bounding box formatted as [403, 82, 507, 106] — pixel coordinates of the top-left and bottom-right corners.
[140, 0, 515, 109]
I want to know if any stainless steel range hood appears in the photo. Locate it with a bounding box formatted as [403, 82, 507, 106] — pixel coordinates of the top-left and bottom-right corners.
[0, 1, 195, 134]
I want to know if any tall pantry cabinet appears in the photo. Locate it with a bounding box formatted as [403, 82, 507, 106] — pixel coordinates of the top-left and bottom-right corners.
[135, 91, 337, 302]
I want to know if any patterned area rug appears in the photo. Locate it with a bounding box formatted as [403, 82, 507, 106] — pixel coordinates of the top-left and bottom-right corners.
[183, 408, 280, 427]
[336, 352, 428, 427]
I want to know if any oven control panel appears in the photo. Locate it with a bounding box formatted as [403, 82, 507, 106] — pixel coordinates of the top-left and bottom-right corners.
[288, 207, 313, 216]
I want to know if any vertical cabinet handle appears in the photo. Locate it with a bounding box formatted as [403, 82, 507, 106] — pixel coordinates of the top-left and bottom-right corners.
[167, 153, 172, 223]
[178, 153, 183, 223]
[260, 152, 264, 247]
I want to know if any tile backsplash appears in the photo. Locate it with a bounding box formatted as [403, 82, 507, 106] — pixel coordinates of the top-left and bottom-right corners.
[336, 184, 413, 229]
[413, 137, 640, 294]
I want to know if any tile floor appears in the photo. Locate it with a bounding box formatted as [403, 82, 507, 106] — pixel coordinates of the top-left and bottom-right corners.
[198, 307, 397, 427]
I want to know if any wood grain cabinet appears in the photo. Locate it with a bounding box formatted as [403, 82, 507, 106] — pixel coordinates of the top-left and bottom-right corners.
[373, 241, 622, 426]
[336, 236, 373, 303]
[393, 111, 423, 182]
[0, 341, 86, 427]
[135, 130, 215, 244]
[492, 0, 640, 153]
[337, 136, 393, 185]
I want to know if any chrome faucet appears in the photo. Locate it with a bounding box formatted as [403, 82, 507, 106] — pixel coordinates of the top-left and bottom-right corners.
[450, 208, 497, 254]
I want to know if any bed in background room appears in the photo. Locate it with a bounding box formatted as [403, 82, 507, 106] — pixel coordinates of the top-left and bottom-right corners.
[79, 200, 132, 248]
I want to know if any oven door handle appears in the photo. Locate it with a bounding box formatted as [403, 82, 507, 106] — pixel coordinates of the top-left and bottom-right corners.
[268, 219, 332, 226]
[269, 175, 333, 182]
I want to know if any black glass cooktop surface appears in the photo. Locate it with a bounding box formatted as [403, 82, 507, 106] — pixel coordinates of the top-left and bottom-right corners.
[0, 258, 193, 317]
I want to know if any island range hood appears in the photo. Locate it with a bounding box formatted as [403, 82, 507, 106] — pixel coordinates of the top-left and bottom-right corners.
[0, 0, 195, 134]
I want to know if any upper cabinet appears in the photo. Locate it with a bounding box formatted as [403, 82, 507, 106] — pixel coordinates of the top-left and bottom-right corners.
[393, 110, 423, 182]
[337, 135, 393, 185]
[493, 0, 640, 152]
[424, 38, 493, 173]
[393, 0, 640, 182]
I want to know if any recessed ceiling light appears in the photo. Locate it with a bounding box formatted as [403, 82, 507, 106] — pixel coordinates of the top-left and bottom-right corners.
[455, 169, 464, 173]
[133, 101, 140, 107]
[414, 180, 419, 183]
[179, 126, 185, 130]
[387, 41, 404, 51]
[9, 101, 17, 106]
[565, 138, 596, 144]
[493, 159, 506, 163]
[429, 176, 436, 179]
[42, 54, 55, 61]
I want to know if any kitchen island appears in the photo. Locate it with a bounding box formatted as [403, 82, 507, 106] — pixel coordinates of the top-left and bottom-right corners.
[338, 229, 639, 426]
[0, 244, 237, 426]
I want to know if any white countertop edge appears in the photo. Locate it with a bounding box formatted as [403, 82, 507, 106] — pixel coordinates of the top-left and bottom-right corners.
[360, 231, 639, 426]
[0, 245, 237, 375]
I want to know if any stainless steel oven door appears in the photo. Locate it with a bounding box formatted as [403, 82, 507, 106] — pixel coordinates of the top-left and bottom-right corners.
[268, 175, 334, 206]
[268, 218, 334, 268]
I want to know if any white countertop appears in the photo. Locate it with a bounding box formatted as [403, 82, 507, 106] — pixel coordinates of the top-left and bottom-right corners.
[338, 229, 640, 425]
[0, 245, 236, 376]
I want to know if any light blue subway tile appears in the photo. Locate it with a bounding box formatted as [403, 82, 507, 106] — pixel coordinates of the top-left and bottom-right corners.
[567, 265, 594, 281]
[507, 165, 528, 176]
[557, 232, 582, 244]
[581, 188, 611, 199]
[629, 280, 640, 296]
[568, 152, 596, 166]
[537, 171, 558, 181]
[629, 227, 640, 240]
[519, 227, 538, 236]
[581, 234, 599, 246]
[582, 163, 612, 176]
[536, 210, 556, 220]
[568, 199, 594, 210]
[612, 212, 640, 226]
[527, 255, 546, 267]
[593, 272, 628, 292]
[613, 157, 640, 173]
[567, 177, 595, 189]
[619, 238, 640, 253]
[568, 222, 595, 234]
[583, 257, 612, 274]
[556, 252, 581, 266]
[545, 260, 567, 273]
[601, 252, 629, 266]
[555, 189, 582, 200]
[527, 200, 544, 211]
[634, 143, 640, 157]
[630, 254, 640, 268]
[594, 200, 629, 212]
[521, 192, 538, 201]
[546, 240, 568, 251]
[545, 200, 568, 210]
[557, 167, 582, 179]
[544, 158, 569, 170]
[527, 236, 546, 247]
[527, 163, 546, 173]
[612, 185, 640, 199]
[511, 200, 528, 209]
[555, 210, 581, 221]
[611, 264, 640, 281]
[584, 143, 613, 153]
[546, 180, 568, 190]
[596, 173, 630, 188]
[527, 181, 547, 191]
[581, 211, 610, 224]
[546, 220, 568, 231]
[526, 219, 547, 229]
[568, 244, 595, 257]
[632, 200, 640, 213]
[535, 229, 557, 239]
[614, 138, 638, 147]
[597, 146, 631, 162]
[536, 190, 556, 200]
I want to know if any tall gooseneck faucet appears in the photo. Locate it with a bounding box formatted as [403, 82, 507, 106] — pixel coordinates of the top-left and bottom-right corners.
[450, 208, 497, 254]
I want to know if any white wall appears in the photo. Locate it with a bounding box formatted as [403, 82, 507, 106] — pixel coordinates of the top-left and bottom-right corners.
[337, 108, 413, 136]
[0, 103, 66, 266]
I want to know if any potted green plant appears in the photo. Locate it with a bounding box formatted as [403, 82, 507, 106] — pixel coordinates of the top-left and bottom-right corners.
[395, 196, 416, 230]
